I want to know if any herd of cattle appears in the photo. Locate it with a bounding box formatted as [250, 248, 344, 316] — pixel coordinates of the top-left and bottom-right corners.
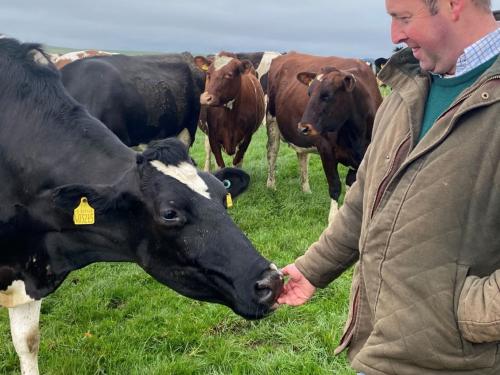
[50, 46, 383, 220]
[1, 36, 385, 374]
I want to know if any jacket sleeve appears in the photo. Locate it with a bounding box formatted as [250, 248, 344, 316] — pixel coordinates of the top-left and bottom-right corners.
[457, 270, 500, 343]
[294, 152, 367, 288]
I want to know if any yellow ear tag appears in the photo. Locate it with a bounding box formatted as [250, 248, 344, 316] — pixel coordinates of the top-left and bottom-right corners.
[202, 64, 209, 71]
[73, 197, 95, 225]
[226, 193, 233, 208]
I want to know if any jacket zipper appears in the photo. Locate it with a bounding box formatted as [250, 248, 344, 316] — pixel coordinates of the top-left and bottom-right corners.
[334, 285, 360, 354]
[370, 135, 411, 218]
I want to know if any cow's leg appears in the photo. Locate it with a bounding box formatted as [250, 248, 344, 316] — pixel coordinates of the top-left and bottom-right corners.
[266, 115, 280, 189]
[233, 135, 252, 168]
[346, 168, 357, 188]
[208, 133, 226, 168]
[297, 151, 311, 193]
[9, 300, 42, 375]
[204, 134, 212, 172]
[328, 199, 339, 223]
[317, 141, 341, 222]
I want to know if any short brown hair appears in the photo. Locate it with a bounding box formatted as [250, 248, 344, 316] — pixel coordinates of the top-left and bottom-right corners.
[423, 0, 491, 15]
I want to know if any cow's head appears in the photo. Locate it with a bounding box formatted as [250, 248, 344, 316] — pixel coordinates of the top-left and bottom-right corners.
[194, 53, 254, 108]
[296, 67, 357, 136]
[52, 139, 282, 319]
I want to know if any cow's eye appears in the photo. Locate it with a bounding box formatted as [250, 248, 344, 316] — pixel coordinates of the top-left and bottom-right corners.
[222, 179, 231, 189]
[160, 206, 187, 228]
[224, 73, 233, 79]
[162, 209, 178, 221]
[160, 208, 186, 227]
[320, 93, 330, 101]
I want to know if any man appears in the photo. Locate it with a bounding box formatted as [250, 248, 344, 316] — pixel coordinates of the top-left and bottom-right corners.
[278, 1, 499, 374]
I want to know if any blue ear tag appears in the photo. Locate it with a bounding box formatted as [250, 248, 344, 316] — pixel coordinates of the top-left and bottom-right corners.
[223, 179, 231, 189]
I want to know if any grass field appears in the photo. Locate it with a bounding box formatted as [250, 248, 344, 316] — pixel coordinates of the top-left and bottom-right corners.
[0, 125, 359, 374]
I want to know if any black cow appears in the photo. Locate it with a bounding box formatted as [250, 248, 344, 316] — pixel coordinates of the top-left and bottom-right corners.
[61, 53, 205, 147]
[0, 38, 282, 375]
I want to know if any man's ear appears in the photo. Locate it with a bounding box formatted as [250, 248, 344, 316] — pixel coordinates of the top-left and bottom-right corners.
[448, 0, 464, 21]
[52, 184, 140, 214]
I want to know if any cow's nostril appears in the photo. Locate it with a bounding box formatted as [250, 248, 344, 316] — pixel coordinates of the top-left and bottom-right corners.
[255, 284, 273, 301]
[255, 268, 284, 305]
[298, 123, 310, 135]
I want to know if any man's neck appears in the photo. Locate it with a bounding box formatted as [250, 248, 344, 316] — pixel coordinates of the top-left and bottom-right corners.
[441, 10, 498, 76]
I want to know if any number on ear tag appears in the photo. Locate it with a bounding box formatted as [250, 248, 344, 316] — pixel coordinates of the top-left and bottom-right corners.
[73, 197, 95, 225]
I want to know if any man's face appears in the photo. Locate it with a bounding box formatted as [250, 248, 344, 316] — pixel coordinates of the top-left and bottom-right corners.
[386, 0, 456, 74]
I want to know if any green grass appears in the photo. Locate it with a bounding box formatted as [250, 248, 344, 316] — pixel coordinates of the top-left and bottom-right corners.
[0, 127, 357, 374]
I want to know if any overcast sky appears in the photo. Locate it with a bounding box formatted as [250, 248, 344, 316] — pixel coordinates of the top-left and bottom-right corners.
[2, 1, 500, 59]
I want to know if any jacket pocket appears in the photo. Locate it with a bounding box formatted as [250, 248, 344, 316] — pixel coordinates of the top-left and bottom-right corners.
[453, 264, 497, 367]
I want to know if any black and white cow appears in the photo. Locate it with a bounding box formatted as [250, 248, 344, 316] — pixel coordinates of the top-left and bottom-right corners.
[0, 38, 282, 375]
[60, 52, 206, 147]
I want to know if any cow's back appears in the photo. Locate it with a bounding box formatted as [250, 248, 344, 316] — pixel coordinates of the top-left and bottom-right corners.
[61, 53, 204, 146]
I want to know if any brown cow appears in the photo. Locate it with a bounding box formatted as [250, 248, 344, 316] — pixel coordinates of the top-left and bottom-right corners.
[197, 51, 280, 170]
[194, 52, 265, 170]
[266, 52, 382, 221]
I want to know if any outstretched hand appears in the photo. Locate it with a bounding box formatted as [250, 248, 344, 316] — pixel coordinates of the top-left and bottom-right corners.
[277, 263, 316, 306]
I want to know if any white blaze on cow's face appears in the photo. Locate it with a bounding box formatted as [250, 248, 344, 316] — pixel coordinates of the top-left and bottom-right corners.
[150, 160, 211, 199]
[0, 280, 36, 308]
[213, 55, 233, 71]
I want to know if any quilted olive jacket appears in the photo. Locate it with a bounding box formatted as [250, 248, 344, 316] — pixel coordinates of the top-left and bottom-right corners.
[295, 49, 500, 375]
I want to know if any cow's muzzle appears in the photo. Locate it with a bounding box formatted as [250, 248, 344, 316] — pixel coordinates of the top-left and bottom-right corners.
[298, 122, 319, 136]
[200, 91, 216, 106]
[254, 264, 283, 308]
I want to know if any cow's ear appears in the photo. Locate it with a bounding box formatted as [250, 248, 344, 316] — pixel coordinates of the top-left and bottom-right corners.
[194, 56, 211, 72]
[297, 72, 316, 86]
[213, 167, 250, 199]
[343, 74, 356, 92]
[52, 184, 140, 214]
[239, 60, 255, 75]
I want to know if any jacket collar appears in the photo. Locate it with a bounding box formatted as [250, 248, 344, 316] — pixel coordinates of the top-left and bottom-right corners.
[379, 47, 500, 90]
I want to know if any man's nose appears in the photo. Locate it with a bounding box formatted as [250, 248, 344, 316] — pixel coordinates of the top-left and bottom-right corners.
[391, 20, 406, 44]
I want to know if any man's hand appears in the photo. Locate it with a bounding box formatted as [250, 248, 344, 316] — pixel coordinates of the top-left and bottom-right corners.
[277, 263, 316, 306]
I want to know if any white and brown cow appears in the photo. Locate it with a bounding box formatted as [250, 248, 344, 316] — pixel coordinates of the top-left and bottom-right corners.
[50, 49, 117, 69]
[194, 52, 265, 171]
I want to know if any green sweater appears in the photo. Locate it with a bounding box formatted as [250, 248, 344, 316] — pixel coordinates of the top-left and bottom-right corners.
[419, 56, 497, 140]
